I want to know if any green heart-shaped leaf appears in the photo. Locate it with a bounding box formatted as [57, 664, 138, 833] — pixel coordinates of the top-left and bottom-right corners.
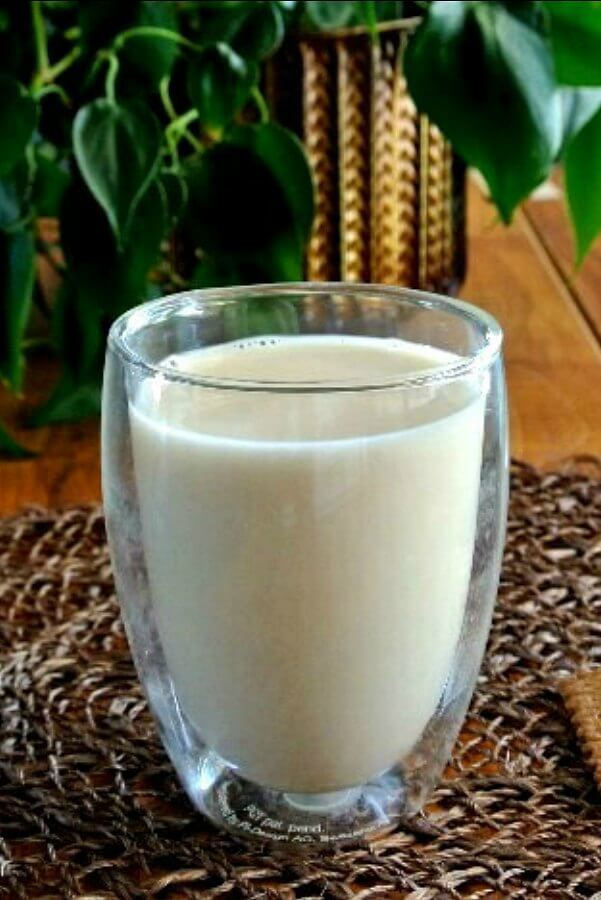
[228, 122, 314, 243]
[0, 75, 37, 177]
[122, 1, 179, 87]
[73, 98, 161, 243]
[0, 158, 34, 231]
[231, 1, 284, 60]
[184, 144, 289, 255]
[0, 228, 35, 392]
[0, 178, 26, 231]
[32, 151, 70, 217]
[194, 2, 255, 46]
[159, 170, 188, 226]
[565, 106, 601, 264]
[30, 368, 102, 426]
[556, 87, 601, 159]
[545, 1, 601, 86]
[191, 233, 303, 287]
[188, 43, 258, 131]
[405, 1, 559, 222]
[47, 275, 105, 386]
[183, 122, 313, 260]
[303, 1, 358, 30]
[61, 175, 167, 318]
[29, 268, 105, 425]
[78, 0, 140, 51]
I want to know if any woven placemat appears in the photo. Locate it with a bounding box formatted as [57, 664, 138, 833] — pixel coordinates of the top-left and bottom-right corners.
[1, 460, 600, 899]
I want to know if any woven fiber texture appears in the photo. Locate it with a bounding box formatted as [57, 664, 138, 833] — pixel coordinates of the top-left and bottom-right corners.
[560, 669, 601, 789]
[267, 24, 466, 292]
[0, 460, 600, 898]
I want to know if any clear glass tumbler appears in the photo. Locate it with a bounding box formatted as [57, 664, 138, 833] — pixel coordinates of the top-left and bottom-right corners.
[102, 284, 508, 846]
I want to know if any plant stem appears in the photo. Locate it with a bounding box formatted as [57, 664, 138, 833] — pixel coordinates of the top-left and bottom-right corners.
[105, 53, 120, 104]
[159, 75, 178, 122]
[161, 80, 203, 159]
[30, 4, 80, 96]
[251, 86, 270, 124]
[113, 26, 202, 54]
[45, 45, 81, 83]
[164, 136, 180, 167]
[166, 109, 202, 152]
[37, 83, 70, 105]
[182, 133, 202, 152]
[31, 1, 49, 89]
[168, 109, 199, 132]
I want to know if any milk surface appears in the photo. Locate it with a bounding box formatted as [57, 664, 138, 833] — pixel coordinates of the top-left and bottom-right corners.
[130, 336, 485, 792]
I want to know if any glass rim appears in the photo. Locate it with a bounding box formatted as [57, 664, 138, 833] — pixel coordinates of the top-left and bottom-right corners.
[108, 282, 503, 392]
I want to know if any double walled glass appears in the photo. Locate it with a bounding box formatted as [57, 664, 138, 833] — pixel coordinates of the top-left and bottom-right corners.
[102, 284, 508, 846]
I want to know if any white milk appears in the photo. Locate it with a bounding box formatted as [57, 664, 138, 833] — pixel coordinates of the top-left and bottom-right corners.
[130, 336, 485, 792]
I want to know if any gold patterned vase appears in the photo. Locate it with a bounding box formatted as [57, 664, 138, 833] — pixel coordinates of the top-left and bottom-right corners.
[266, 19, 466, 293]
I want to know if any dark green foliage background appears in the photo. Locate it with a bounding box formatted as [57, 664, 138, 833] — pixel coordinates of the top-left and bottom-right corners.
[1, 0, 600, 454]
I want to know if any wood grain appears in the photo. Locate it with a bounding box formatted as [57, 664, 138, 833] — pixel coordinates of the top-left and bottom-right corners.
[464, 178, 601, 468]
[0, 359, 101, 514]
[523, 173, 601, 341]
[1, 178, 600, 515]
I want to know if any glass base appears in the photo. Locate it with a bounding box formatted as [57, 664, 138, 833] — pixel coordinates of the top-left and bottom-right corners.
[184, 750, 406, 846]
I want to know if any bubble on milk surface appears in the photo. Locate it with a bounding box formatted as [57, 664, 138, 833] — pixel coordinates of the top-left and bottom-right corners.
[230, 336, 282, 353]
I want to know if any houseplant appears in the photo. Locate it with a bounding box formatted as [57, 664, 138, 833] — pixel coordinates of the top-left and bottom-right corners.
[1, 0, 601, 456]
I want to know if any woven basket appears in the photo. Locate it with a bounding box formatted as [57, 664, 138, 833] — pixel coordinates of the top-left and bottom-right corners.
[266, 19, 466, 292]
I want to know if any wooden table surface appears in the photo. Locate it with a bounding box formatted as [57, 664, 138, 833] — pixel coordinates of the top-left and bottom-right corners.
[1, 177, 600, 516]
